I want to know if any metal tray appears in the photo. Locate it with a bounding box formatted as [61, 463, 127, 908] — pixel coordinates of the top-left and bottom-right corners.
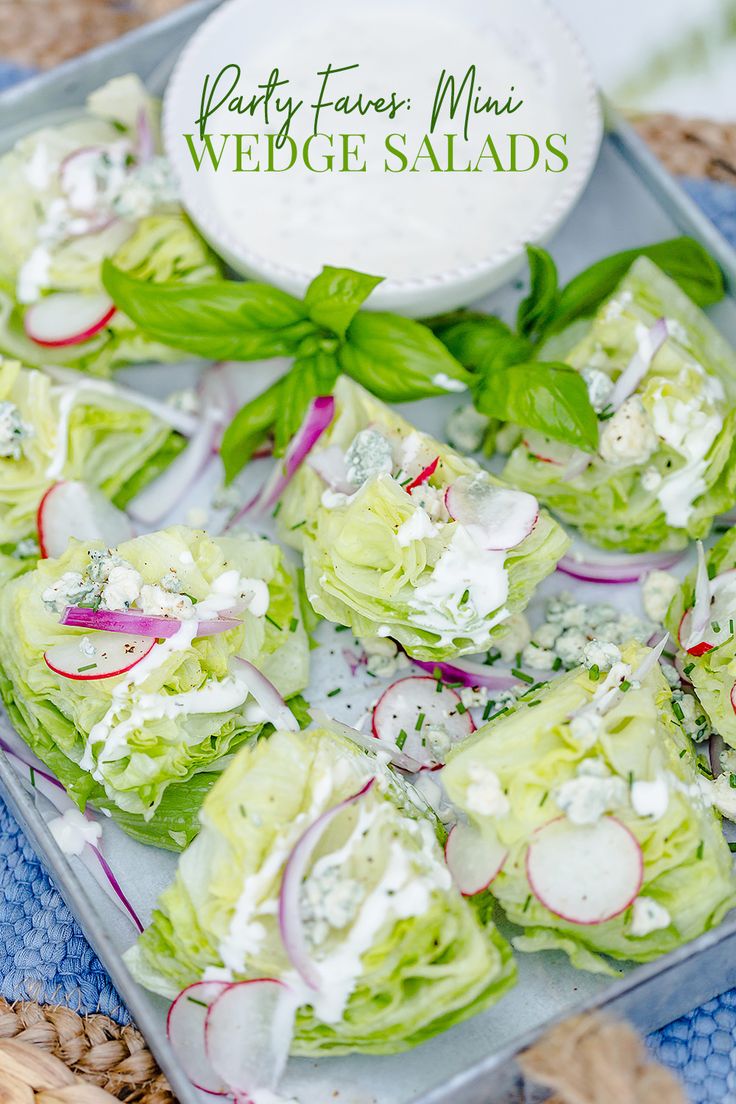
[2, 5, 736, 1102]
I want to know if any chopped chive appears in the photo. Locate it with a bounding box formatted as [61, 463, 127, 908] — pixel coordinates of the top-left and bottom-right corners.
[272, 501, 282, 517]
[588, 664, 600, 681]
[620, 679, 631, 692]
[696, 715, 707, 726]
[415, 712, 425, 731]
[77, 663, 97, 673]
[396, 729, 408, 751]
[512, 668, 534, 684]
[290, 519, 306, 530]
[527, 699, 541, 707]
[29, 766, 35, 788]
[679, 748, 687, 758]
[539, 791, 548, 807]
[187, 996, 208, 1008]
[696, 840, 704, 861]
[399, 476, 412, 487]
[265, 614, 281, 630]
[672, 701, 684, 721]
[489, 706, 510, 722]
[456, 701, 467, 715]
[327, 688, 341, 698]
[697, 761, 713, 779]
[684, 663, 695, 675]
[522, 894, 532, 912]
[482, 701, 493, 721]
[459, 588, 470, 606]
[730, 842, 736, 853]
[335, 625, 350, 633]
[730, 773, 736, 789]
[712, 621, 721, 634]
[627, 770, 633, 787]
[552, 656, 562, 671]
[515, 651, 522, 668]
[289, 617, 299, 633]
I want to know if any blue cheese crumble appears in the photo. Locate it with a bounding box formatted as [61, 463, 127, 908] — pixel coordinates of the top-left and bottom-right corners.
[345, 429, 393, 487]
[0, 401, 30, 460]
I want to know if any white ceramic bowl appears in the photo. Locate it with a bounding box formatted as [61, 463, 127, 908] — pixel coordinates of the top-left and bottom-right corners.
[164, 0, 602, 316]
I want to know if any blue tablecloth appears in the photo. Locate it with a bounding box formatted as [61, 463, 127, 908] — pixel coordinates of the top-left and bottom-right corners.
[1, 58, 736, 1102]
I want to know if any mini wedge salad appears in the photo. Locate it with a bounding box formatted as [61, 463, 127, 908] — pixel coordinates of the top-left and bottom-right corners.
[668, 531, 736, 751]
[442, 640, 736, 974]
[125, 726, 516, 1064]
[0, 75, 218, 375]
[0, 357, 188, 568]
[502, 258, 736, 552]
[278, 377, 569, 660]
[0, 525, 309, 849]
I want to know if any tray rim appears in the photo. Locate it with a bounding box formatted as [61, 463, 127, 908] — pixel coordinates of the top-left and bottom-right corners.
[1, 6, 736, 1103]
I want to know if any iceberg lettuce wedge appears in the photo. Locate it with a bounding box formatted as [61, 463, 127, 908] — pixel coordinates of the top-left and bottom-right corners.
[125, 726, 516, 1054]
[279, 377, 568, 661]
[443, 642, 736, 973]
[503, 258, 736, 551]
[0, 526, 309, 849]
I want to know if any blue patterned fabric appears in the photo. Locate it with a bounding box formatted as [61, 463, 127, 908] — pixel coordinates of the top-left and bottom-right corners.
[1, 56, 736, 1099]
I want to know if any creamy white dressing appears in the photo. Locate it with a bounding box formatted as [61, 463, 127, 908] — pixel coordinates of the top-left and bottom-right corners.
[48, 807, 102, 856]
[463, 762, 509, 818]
[629, 896, 671, 937]
[396, 507, 438, 547]
[630, 776, 669, 821]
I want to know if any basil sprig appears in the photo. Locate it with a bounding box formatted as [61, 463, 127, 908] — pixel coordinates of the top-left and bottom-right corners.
[428, 235, 725, 452]
[103, 260, 469, 480]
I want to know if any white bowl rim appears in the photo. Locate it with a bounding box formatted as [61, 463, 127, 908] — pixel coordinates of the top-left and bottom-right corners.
[163, 0, 604, 295]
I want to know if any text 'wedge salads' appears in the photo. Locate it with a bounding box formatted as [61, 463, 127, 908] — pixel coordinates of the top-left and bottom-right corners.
[0, 75, 218, 375]
[126, 726, 515, 1060]
[278, 377, 569, 660]
[0, 357, 187, 568]
[0, 526, 309, 848]
[503, 258, 736, 551]
[443, 641, 736, 975]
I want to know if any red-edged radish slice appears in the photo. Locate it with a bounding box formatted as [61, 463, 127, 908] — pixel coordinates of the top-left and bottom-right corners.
[444, 822, 507, 896]
[204, 979, 296, 1100]
[405, 456, 439, 494]
[526, 816, 643, 925]
[25, 292, 116, 348]
[280, 780, 376, 989]
[44, 632, 154, 681]
[167, 981, 230, 1096]
[60, 605, 241, 639]
[445, 475, 538, 550]
[37, 480, 134, 559]
[522, 432, 570, 465]
[372, 676, 474, 769]
[731, 684, 736, 715]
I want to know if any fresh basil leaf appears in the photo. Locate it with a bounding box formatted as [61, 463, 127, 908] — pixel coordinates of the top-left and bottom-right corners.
[339, 313, 472, 401]
[220, 376, 285, 483]
[473, 361, 599, 451]
[434, 315, 533, 373]
[274, 349, 340, 455]
[517, 244, 559, 340]
[102, 261, 314, 360]
[549, 237, 724, 335]
[304, 266, 384, 339]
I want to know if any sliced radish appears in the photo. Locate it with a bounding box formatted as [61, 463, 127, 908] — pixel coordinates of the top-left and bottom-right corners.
[37, 480, 134, 559]
[405, 457, 439, 494]
[526, 816, 643, 925]
[444, 822, 507, 896]
[445, 475, 538, 550]
[167, 981, 230, 1096]
[280, 781, 376, 989]
[25, 292, 116, 348]
[60, 605, 241, 639]
[44, 632, 154, 680]
[372, 676, 474, 769]
[731, 684, 736, 715]
[205, 979, 296, 1100]
[522, 432, 571, 465]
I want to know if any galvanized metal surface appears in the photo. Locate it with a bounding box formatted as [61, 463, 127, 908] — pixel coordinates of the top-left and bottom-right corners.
[1, 5, 736, 1102]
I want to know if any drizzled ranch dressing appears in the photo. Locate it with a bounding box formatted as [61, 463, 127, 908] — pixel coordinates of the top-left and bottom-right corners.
[200, 5, 576, 280]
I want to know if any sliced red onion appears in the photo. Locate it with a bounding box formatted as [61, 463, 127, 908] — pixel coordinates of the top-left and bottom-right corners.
[230, 395, 336, 523]
[128, 408, 222, 526]
[279, 779, 376, 989]
[43, 365, 199, 437]
[609, 318, 668, 411]
[197, 362, 238, 453]
[410, 655, 544, 691]
[60, 605, 241, 639]
[342, 647, 367, 676]
[405, 457, 439, 494]
[557, 549, 684, 585]
[0, 736, 142, 931]
[311, 709, 423, 773]
[136, 105, 155, 162]
[307, 444, 353, 493]
[230, 656, 298, 732]
[205, 979, 297, 1101]
[688, 541, 712, 648]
